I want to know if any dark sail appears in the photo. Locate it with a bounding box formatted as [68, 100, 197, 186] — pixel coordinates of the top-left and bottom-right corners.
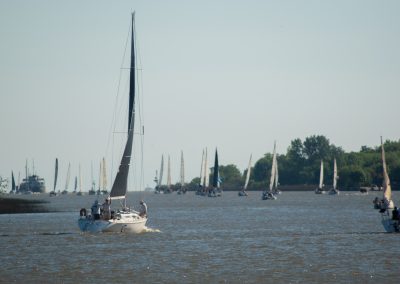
[110, 13, 136, 199]
[54, 158, 58, 191]
[212, 149, 219, 188]
[11, 171, 16, 191]
[74, 176, 77, 191]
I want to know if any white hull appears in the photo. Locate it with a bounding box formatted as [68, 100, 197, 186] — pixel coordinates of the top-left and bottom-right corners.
[380, 210, 399, 233]
[78, 211, 147, 233]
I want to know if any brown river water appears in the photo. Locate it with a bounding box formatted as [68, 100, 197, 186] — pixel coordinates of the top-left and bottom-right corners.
[0, 191, 398, 283]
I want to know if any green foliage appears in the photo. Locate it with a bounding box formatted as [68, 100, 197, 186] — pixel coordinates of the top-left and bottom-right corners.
[185, 136, 400, 190]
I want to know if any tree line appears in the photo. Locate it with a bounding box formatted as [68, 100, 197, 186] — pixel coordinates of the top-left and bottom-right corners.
[183, 135, 400, 191]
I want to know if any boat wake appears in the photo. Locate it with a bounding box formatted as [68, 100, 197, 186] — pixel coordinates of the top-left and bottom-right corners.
[142, 226, 161, 233]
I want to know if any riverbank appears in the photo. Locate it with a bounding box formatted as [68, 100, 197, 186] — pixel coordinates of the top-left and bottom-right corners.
[0, 196, 50, 214]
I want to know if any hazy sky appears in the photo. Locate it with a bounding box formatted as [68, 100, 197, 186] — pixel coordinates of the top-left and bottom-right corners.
[1, 0, 399, 191]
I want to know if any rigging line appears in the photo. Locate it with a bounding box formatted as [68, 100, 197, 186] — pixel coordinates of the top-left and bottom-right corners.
[106, 21, 131, 183]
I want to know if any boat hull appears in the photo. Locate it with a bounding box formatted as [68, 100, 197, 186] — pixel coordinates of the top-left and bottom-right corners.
[380, 210, 399, 233]
[78, 211, 147, 233]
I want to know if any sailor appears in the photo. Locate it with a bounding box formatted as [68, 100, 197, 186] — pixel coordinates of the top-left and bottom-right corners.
[91, 200, 101, 220]
[102, 197, 111, 220]
[139, 200, 147, 218]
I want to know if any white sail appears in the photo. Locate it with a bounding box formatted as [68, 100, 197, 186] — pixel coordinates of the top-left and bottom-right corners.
[381, 137, 394, 209]
[333, 158, 337, 190]
[158, 155, 164, 187]
[199, 150, 204, 185]
[167, 155, 171, 189]
[319, 160, 324, 189]
[274, 154, 279, 189]
[180, 151, 185, 185]
[269, 142, 277, 191]
[65, 162, 71, 190]
[243, 154, 252, 190]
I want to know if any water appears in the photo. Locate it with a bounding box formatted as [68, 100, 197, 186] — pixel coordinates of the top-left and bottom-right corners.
[0, 191, 398, 283]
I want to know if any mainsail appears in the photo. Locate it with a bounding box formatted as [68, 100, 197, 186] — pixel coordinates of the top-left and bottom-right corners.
[65, 162, 71, 191]
[333, 159, 337, 190]
[180, 151, 185, 186]
[158, 155, 164, 187]
[167, 155, 171, 189]
[199, 150, 204, 186]
[274, 154, 279, 188]
[319, 160, 324, 189]
[243, 154, 252, 190]
[54, 158, 58, 191]
[204, 148, 209, 188]
[381, 137, 394, 209]
[269, 142, 277, 191]
[212, 149, 219, 188]
[11, 171, 16, 192]
[109, 13, 136, 200]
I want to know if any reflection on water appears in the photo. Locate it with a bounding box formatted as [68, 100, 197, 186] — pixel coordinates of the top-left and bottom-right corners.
[0, 191, 398, 283]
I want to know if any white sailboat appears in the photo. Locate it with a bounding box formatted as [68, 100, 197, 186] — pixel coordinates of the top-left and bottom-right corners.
[165, 155, 172, 193]
[154, 155, 164, 194]
[89, 161, 96, 195]
[239, 154, 252, 197]
[62, 162, 71, 195]
[196, 149, 205, 195]
[329, 159, 340, 195]
[78, 13, 147, 233]
[378, 137, 398, 232]
[76, 164, 83, 196]
[272, 152, 281, 195]
[315, 160, 326, 194]
[262, 142, 277, 200]
[177, 151, 186, 194]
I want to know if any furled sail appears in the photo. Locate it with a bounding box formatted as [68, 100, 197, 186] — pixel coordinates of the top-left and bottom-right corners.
[110, 13, 136, 200]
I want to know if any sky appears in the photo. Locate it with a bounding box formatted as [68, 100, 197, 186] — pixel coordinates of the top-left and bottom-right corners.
[0, 0, 399, 191]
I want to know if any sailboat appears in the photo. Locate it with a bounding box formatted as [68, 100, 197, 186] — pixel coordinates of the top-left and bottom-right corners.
[202, 148, 210, 196]
[262, 142, 277, 200]
[239, 154, 252, 196]
[62, 162, 71, 195]
[315, 160, 326, 194]
[378, 137, 398, 232]
[177, 151, 186, 194]
[196, 150, 205, 196]
[328, 159, 340, 195]
[78, 13, 147, 233]
[76, 164, 84, 196]
[88, 162, 96, 195]
[73, 176, 78, 194]
[154, 155, 164, 194]
[9, 171, 17, 194]
[208, 149, 221, 197]
[165, 155, 172, 194]
[272, 152, 281, 195]
[49, 158, 58, 197]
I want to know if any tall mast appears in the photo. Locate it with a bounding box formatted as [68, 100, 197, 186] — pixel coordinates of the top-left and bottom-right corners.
[128, 12, 136, 131]
[180, 151, 185, 186]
